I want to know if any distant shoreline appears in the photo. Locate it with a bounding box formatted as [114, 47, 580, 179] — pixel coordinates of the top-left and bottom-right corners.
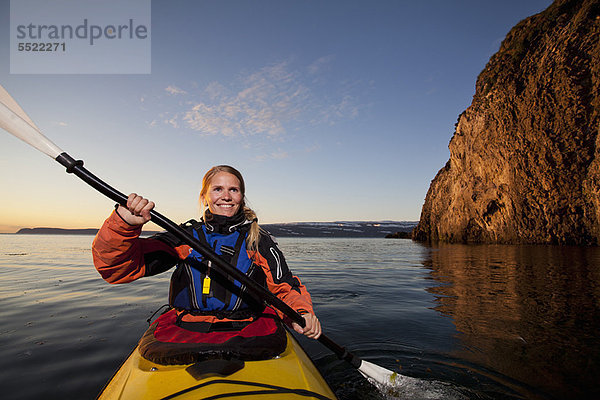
[12, 221, 417, 238]
[13, 227, 159, 236]
[15, 227, 100, 235]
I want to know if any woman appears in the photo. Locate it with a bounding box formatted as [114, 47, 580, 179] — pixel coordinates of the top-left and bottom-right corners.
[92, 165, 321, 340]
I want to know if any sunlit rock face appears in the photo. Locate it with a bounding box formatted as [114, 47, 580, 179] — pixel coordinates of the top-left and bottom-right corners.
[414, 0, 600, 245]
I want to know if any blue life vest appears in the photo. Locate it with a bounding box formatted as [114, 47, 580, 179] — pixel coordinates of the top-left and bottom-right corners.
[169, 221, 262, 313]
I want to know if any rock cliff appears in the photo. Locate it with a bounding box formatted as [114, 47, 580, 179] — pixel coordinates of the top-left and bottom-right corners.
[413, 0, 600, 245]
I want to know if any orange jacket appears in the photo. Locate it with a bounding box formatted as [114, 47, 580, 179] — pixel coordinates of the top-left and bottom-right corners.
[92, 210, 314, 320]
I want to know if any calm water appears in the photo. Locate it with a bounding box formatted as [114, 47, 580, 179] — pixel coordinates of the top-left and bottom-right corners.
[0, 235, 599, 399]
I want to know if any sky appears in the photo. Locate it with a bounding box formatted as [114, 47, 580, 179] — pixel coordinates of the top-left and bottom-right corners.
[0, 0, 552, 233]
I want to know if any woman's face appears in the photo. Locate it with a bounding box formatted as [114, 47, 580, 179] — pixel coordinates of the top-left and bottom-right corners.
[204, 172, 243, 217]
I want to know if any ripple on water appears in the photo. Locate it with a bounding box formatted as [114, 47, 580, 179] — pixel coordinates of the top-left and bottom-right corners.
[312, 337, 544, 400]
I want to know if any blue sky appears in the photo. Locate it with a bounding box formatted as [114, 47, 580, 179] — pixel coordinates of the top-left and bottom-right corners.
[0, 0, 552, 233]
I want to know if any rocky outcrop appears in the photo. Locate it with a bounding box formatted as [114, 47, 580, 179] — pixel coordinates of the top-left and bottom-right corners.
[414, 0, 600, 245]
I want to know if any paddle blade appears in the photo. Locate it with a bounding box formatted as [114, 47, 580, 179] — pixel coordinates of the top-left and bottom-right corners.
[358, 360, 400, 386]
[359, 360, 470, 399]
[0, 84, 62, 158]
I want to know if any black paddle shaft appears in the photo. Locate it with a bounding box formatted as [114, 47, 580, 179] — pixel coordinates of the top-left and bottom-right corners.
[55, 152, 362, 368]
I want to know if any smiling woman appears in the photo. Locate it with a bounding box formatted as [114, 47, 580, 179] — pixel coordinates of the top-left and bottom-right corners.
[92, 164, 323, 340]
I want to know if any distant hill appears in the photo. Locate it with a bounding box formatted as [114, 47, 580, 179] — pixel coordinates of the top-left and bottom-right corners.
[15, 227, 160, 236]
[15, 221, 417, 238]
[16, 227, 101, 235]
[261, 221, 417, 238]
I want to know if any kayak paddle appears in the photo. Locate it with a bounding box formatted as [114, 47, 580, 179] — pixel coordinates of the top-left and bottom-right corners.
[0, 83, 401, 389]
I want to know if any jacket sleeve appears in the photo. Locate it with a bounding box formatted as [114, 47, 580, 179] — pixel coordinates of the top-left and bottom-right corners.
[250, 232, 314, 316]
[92, 209, 189, 284]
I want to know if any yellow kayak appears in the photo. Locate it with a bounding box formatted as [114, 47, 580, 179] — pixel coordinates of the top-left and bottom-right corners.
[98, 329, 337, 400]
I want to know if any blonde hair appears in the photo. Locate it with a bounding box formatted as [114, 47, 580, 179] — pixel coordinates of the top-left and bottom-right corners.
[199, 165, 261, 252]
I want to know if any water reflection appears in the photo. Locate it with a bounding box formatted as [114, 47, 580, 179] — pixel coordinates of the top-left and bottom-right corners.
[423, 243, 600, 399]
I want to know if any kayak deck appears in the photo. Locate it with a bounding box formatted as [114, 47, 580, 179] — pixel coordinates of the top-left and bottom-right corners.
[98, 330, 337, 400]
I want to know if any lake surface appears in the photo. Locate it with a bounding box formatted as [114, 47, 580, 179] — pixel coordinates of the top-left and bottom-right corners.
[0, 235, 598, 399]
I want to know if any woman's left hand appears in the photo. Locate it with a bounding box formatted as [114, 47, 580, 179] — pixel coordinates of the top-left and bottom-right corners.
[292, 313, 322, 339]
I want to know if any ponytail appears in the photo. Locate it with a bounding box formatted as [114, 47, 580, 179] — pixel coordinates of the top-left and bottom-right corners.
[242, 206, 261, 252]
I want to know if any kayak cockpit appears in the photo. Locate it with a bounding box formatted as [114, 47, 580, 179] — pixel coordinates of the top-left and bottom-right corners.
[98, 330, 337, 400]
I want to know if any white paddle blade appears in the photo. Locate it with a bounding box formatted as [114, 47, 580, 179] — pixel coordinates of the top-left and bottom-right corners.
[0, 84, 62, 158]
[360, 360, 469, 399]
[358, 360, 400, 386]
[0, 84, 39, 129]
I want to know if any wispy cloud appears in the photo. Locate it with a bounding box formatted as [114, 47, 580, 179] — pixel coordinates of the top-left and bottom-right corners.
[271, 149, 289, 159]
[318, 95, 359, 125]
[252, 149, 289, 162]
[165, 85, 187, 95]
[307, 55, 335, 75]
[304, 144, 321, 153]
[179, 61, 310, 137]
[157, 58, 363, 140]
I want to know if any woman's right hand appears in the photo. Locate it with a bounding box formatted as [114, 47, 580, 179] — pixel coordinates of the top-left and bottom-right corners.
[116, 193, 155, 226]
